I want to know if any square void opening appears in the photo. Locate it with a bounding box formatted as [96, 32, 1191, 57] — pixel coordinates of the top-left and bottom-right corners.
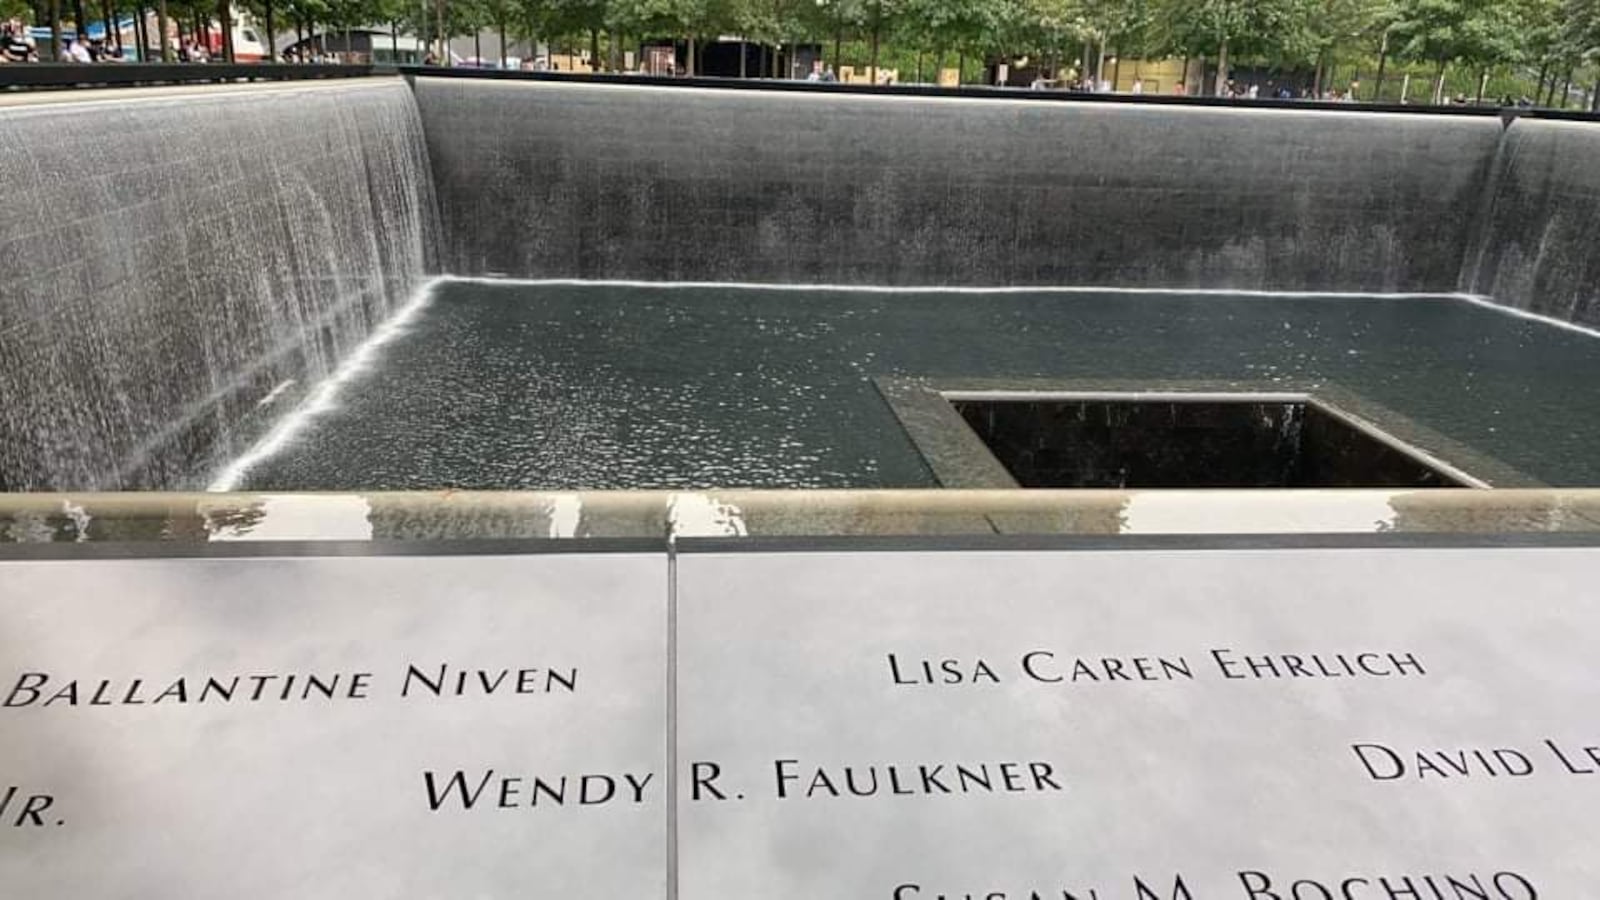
[950, 396, 1474, 489]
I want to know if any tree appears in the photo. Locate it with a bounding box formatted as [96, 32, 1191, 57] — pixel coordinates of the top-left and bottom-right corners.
[1562, 0, 1600, 107]
[365, 0, 411, 57]
[1389, 0, 1522, 101]
[284, 0, 330, 51]
[836, 0, 905, 82]
[728, 0, 817, 75]
[1075, 0, 1157, 85]
[1302, 0, 1387, 94]
[1154, 0, 1313, 93]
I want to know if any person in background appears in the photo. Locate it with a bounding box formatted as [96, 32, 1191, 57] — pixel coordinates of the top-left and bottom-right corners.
[1247, 83, 1260, 98]
[821, 63, 836, 82]
[807, 59, 823, 81]
[1131, 77, 1144, 94]
[0, 19, 36, 61]
[66, 33, 92, 62]
[1172, 81, 1186, 95]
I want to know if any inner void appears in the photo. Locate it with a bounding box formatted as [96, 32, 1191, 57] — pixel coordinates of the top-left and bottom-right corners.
[952, 396, 1473, 489]
[225, 281, 1600, 492]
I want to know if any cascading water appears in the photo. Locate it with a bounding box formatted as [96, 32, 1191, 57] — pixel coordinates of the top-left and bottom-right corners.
[6, 75, 1600, 497]
[1466, 119, 1600, 328]
[0, 80, 439, 491]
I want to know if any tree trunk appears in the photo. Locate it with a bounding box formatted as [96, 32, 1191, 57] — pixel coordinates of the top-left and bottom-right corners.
[497, 18, 506, 68]
[1373, 32, 1388, 100]
[1560, 67, 1575, 108]
[133, 6, 145, 59]
[832, 27, 840, 72]
[1475, 69, 1488, 105]
[390, 20, 397, 56]
[1111, 53, 1120, 90]
[71, 0, 85, 48]
[1433, 58, 1447, 104]
[610, 29, 620, 72]
[102, 0, 116, 52]
[686, 36, 694, 75]
[1180, 53, 1190, 93]
[956, 51, 964, 85]
[1313, 50, 1326, 97]
[1592, 76, 1600, 112]
[263, 1, 275, 59]
[435, 0, 445, 64]
[869, 21, 879, 85]
[220, 0, 233, 61]
[473, 28, 481, 65]
[1214, 38, 1229, 97]
[915, 49, 921, 83]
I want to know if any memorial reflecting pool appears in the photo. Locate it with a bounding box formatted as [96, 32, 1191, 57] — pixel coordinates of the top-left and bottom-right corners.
[227, 281, 1600, 492]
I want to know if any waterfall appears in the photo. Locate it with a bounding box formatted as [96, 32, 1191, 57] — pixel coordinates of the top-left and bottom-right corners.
[0, 79, 439, 491]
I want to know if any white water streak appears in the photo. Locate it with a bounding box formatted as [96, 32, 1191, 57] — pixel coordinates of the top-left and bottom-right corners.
[1453, 292, 1600, 340]
[207, 278, 444, 492]
[449, 276, 1469, 301]
[254, 379, 297, 409]
[465, 278, 1600, 338]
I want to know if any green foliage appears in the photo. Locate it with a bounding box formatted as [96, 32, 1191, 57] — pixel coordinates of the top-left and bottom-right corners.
[1153, 0, 1312, 59]
[214, 0, 1600, 99]
[1389, 0, 1517, 67]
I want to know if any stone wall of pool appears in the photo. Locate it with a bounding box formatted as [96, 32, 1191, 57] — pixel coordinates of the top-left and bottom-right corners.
[4, 73, 1600, 493]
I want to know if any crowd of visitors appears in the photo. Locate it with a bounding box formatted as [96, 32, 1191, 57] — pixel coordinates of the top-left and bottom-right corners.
[805, 60, 839, 82]
[1046, 73, 1363, 101]
[0, 16, 352, 63]
[0, 18, 151, 62]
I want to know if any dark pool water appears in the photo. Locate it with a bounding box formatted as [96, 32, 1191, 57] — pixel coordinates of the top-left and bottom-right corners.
[234, 281, 1600, 490]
